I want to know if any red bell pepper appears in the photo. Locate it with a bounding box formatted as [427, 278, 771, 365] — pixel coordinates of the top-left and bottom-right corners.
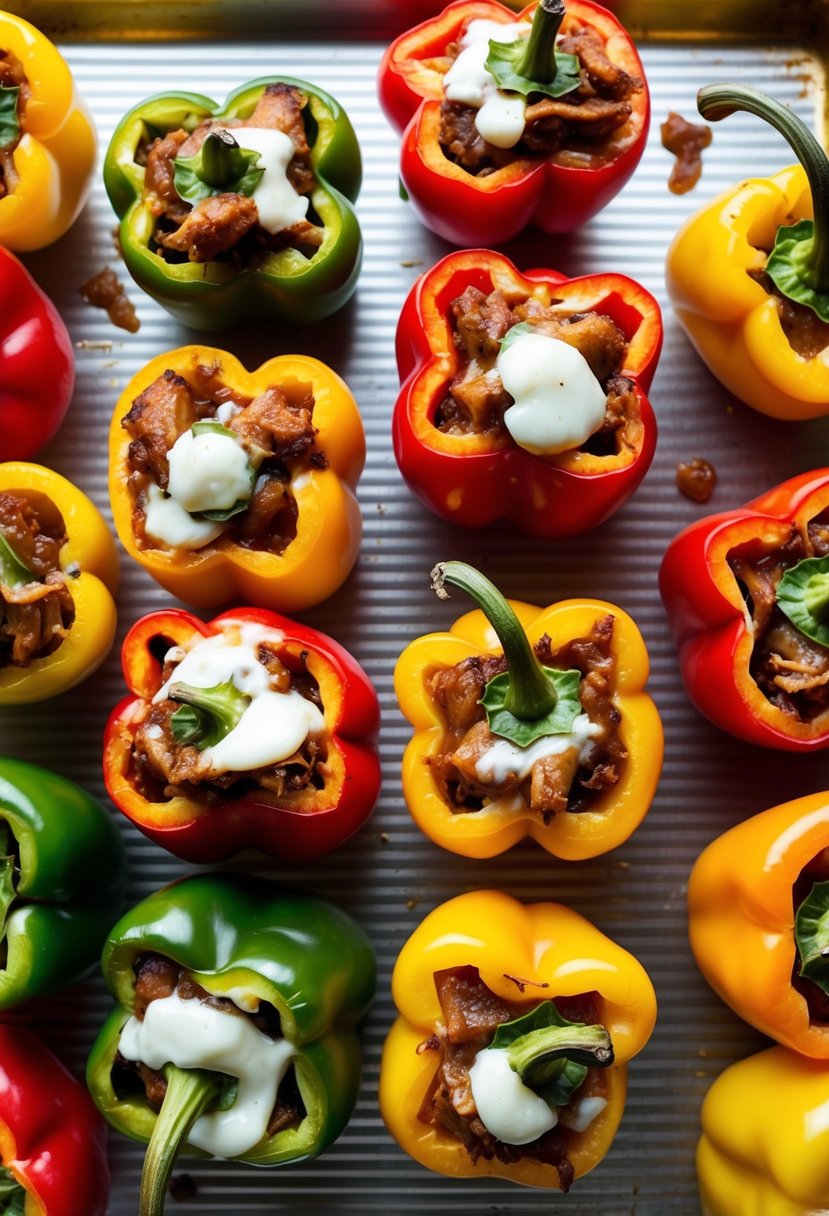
[103, 606, 381, 862]
[0, 248, 74, 460]
[393, 248, 661, 537]
[659, 469, 829, 751]
[378, 0, 649, 245]
[0, 1024, 109, 1216]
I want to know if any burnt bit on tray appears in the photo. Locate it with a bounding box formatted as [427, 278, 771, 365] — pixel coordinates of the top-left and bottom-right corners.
[661, 111, 712, 194]
[167, 1174, 197, 1202]
[676, 457, 717, 503]
[80, 267, 140, 333]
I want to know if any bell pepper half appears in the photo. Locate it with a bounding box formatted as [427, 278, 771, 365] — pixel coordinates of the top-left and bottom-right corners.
[698, 1046, 829, 1216]
[104, 76, 361, 330]
[394, 562, 662, 859]
[108, 345, 364, 613]
[0, 757, 127, 1011]
[103, 605, 381, 863]
[87, 873, 375, 1216]
[0, 462, 119, 705]
[0, 1024, 110, 1216]
[378, 0, 649, 245]
[659, 468, 829, 751]
[393, 249, 661, 536]
[0, 11, 96, 251]
[380, 889, 656, 1189]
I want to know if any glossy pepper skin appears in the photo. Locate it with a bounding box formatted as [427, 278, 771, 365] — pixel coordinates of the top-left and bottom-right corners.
[103, 606, 381, 863]
[378, 0, 649, 246]
[87, 874, 375, 1163]
[688, 791, 829, 1058]
[395, 596, 662, 859]
[0, 1025, 110, 1216]
[104, 77, 361, 330]
[393, 249, 661, 536]
[0, 12, 96, 251]
[0, 757, 127, 1010]
[698, 1046, 829, 1216]
[380, 890, 657, 1188]
[109, 345, 364, 613]
[0, 462, 119, 705]
[0, 248, 74, 459]
[659, 468, 829, 751]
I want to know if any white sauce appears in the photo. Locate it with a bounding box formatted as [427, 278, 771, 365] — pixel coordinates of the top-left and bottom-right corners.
[119, 990, 295, 1158]
[443, 19, 530, 149]
[215, 401, 243, 425]
[475, 713, 602, 785]
[559, 1095, 608, 1132]
[143, 482, 226, 551]
[166, 428, 252, 514]
[217, 125, 309, 235]
[468, 1048, 558, 1145]
[496, 332, 608, 455]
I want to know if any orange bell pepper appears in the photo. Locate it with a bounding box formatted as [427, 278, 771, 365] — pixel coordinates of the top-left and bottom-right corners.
[108, 345, 365, 613]
[380, 890, 657, 1189]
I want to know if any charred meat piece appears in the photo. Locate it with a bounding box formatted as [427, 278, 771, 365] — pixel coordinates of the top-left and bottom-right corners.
[558, 25, 642, 100]
[523, 96, 633, 151]
[157, 192, 259, 262]
[0, 492, 75, 669]
[123, 369, 199, 490]
[452, 286, 514, 363]
[143, 129, 189, 223]
[229, 385, 317, 461]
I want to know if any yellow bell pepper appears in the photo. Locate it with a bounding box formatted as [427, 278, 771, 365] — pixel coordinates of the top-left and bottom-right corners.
[108, 345, 365, 613]
[698, 1046, 829, 1216]
[0, 462, 118, 704]
[380, 890, 657, 1190]
[0, 12, 96, 251]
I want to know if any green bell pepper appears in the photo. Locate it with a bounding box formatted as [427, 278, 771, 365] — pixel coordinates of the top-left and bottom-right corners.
[87, 873, 376, 1216]
[103, 76, 362, 330]
[0, 757, 127, 1009]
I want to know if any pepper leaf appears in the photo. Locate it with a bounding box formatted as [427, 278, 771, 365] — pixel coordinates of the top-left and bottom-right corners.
[0, 86, 20, 152]
[481, 666, 582, 746]
[173, 130, 264, 205]
[796, 879, 829, 995]
[485, 41, 581, 100]
[491, 1001, 613, 1111]
[0, 534, 35, 590]
[777, 555, 829, 649]
[189, 420, 255, 522]
[765, 219, 829, 323]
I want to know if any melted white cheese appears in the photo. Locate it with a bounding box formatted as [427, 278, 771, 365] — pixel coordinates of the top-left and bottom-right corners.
[119, 991, 295, 1158]
[475, 713, 602, 785]
[443, 19, 530, 149]
[559, 1095, 608, 1132]
[468, 1048, 558, 1145]
[497, 332, 608, 455]
[143, 482, 226, 551]
[166, 428, 252, 514]
[217, 125, 309, 234]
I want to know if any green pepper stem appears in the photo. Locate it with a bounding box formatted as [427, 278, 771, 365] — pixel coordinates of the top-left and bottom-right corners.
[431, 561, 557, 721]
[507, 1021, 614, 1084]
[199, 129, 246, 188]
[516, 0, 565, 85]
[0, 823, 15, 942]
[804, 572, 829, 622]
[697, 83, 829, 291]
[140, 1065, 219, 1216]
[167, 680, 249, 749]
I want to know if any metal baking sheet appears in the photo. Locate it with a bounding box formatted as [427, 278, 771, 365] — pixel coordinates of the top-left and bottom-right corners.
[1, 7, 827, 1213]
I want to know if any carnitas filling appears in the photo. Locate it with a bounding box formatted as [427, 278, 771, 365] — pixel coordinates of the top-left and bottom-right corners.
[137, 82, 324, 264]
[123, 361, 327, 555]
[417, 966, 610, 1191]
[439, 18, 642, 176]
[748, 266, 829, 359]
[0, 48, 28, 199]
[792, 848, 829, 1024]
[428, 615, 625, 818]
[728, 514, 829, 722]
[436, 285, 638, 459]
[0, 491, 75, 670]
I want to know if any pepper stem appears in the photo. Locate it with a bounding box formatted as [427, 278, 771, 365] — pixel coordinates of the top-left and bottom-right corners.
[508, 1021, 614, 1085]
[516, 0, 565, 85]
[697, 83, 829, 291]
[167, 680, 249, 749]
[199, 129, 247, 188]
[0, 824, 16, 942]
[431, 561, 556, 720]
[140, 1065, 219, 1216]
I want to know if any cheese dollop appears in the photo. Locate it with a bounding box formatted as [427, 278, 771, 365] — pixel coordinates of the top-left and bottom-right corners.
[217, 125, 309, 234]
[166, 427, 252, 514]
[143, 481, 226, 551]
[443, 19, 530, 149]
[475, 713, 602, 785]
[468, 1047, 558, 1145]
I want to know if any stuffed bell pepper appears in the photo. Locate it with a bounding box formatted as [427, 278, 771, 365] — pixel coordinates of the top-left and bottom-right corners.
[667, 84, 829, 420]
[393, 249, 661, 536]
[0, 757, 127, 1010]
[109, 345, 364, 613]
[688, 790, 829, 1058]
[103, 606, 380, 863]
[88, 874, 375, 1216]
[0, 462, 118, 704]
[380, 890, 656, 1190]
[0, 1024, 110, 1216]
[395, 562, 662, 859]
[660, 468, 829, 750]
[378, 0, 649, 245]
[0, 11, 96, 251]
[104, 76, 361, 329]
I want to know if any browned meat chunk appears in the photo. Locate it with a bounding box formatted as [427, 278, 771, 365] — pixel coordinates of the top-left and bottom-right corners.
[452, 286, 514, 363]
[532, 311, 626, 384]
[430, 653, 502, 733]
[123, 369, 199, 489]
[143, 128, 189, 222]
[558, 25, 642, 99]
[529, 747, 581, 820]
[449, 719, 523, 798]
[229, 386, 316, 461]
[661, 111, 712, 195]
[434, 966, 515, 1042]
[523, 95, 633, 149]
[440, 101, 495, 173]
[157, 192, 259, 262]
[133, 954, 179, 1018]
[0, 493, 74, 668]
[249, 82, 309, 155]
[236, 474, 290, 541]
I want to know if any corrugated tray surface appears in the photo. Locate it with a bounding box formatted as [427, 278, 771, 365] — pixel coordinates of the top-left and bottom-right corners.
[1, 8, 826, 1214]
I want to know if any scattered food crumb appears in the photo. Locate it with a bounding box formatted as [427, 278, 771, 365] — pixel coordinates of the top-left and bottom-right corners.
[168, 1174, 197, 1202]
[676, 457, 717, 503]
[698, 1048, 709, 1058]
[406, 897, 418, 909]
[108, 378, 119, 388]
[614, 860, 630, 870]
[101, 359, 119, 369]
[376, 503, 387, 515]
[725, 404, 735, 414]
[661, 111, 712, 194]
[400, 259, 422, 268]
[379, 831, 390, 844]
[80, 267, 140, 333]
[75, 339, 113, 352]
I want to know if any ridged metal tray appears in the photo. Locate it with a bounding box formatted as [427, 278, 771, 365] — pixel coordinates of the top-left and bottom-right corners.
[1, 3, 827, 1213]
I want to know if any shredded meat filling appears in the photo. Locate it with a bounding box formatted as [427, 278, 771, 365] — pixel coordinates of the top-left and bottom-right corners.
[0, 48, 29, 199]
[429, 615, 625, 819]
[0, 492, 75, 669]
